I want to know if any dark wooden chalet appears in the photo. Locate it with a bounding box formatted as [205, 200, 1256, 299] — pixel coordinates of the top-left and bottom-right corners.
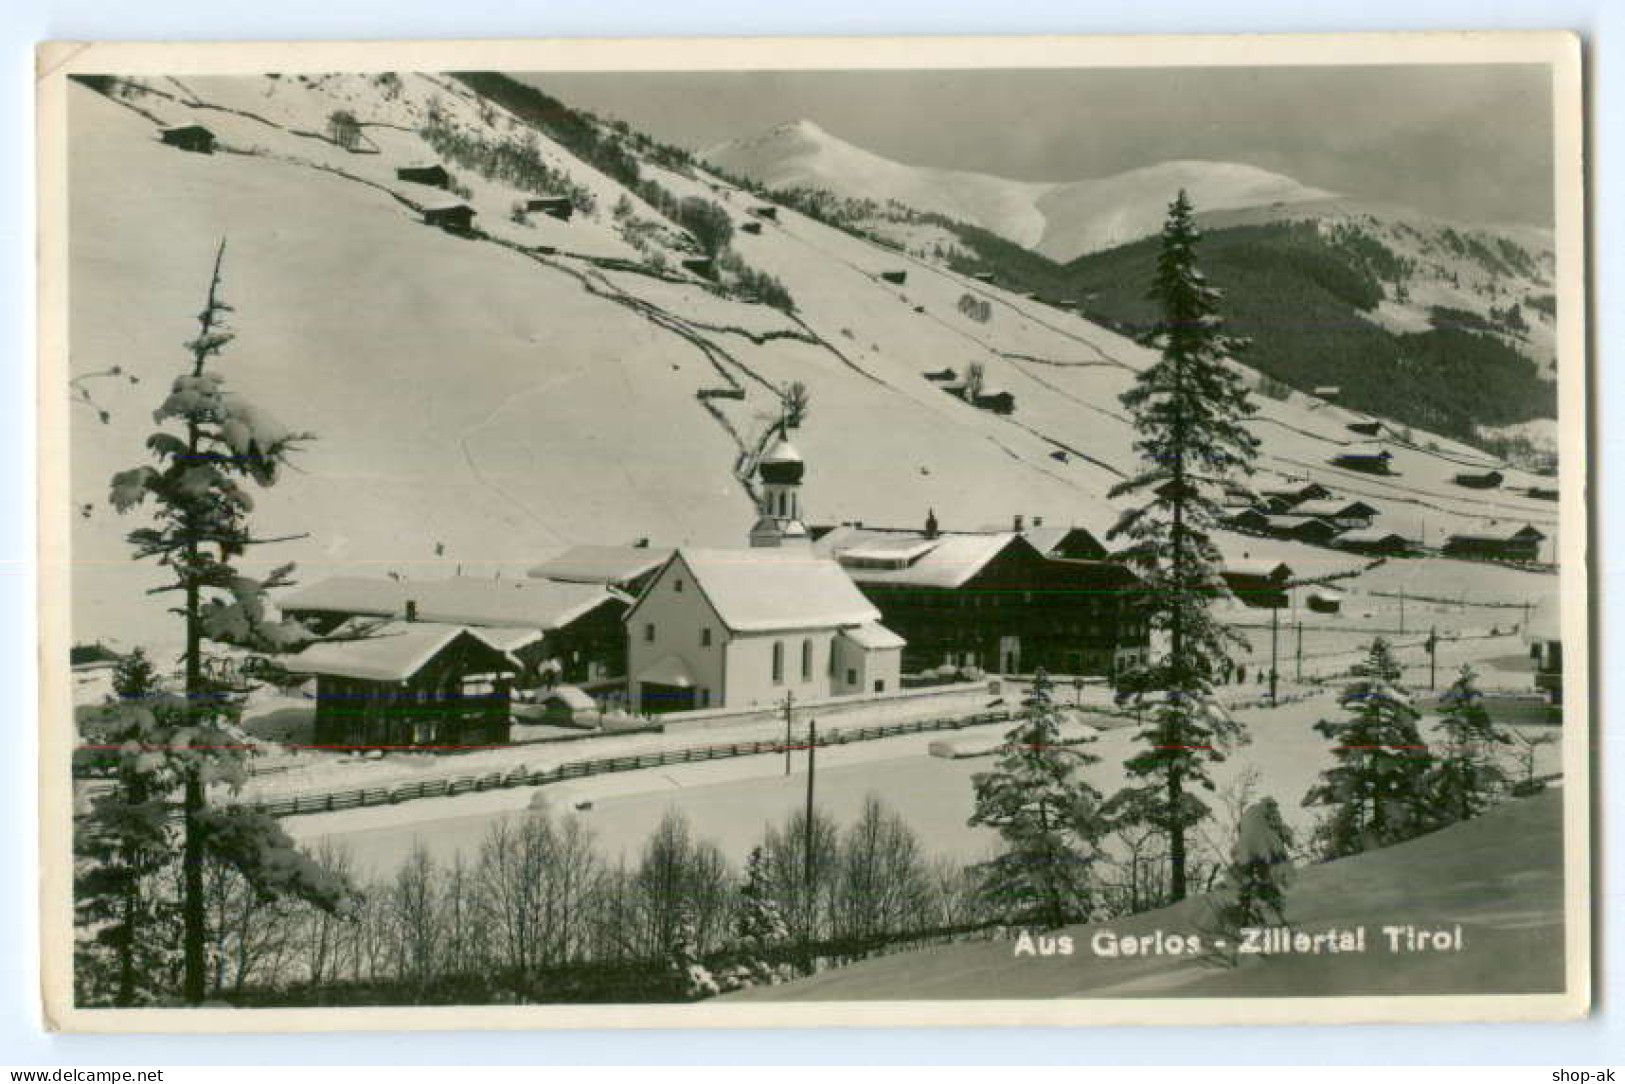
[423, 202, 476, 232]
[1443, 524, 1546, 563]
[1346, 419, 1385, 437]
[289, 622, 516, 750]
[816, 525, 1147, 676]
[753, 205, 779, 221]
[1259, 481, 1331, 512]
[1452, 469, 1505, 490]
[1223, 560, 1294, 609]
[397, 163, 451, 189]
[1284, 499, 1378, 530]
[1525, 605, 1561, 706]
[923, 367, 958, 382]
[1336, 528, 1412, 556]
[1264, 515, 1341, 545]
[1306, 589, 1343, 615]
[160, 125, 216, 154]
[739, 221, 763, 235]
[1526, 486, 1559, 502]
[880, 270, 908, 285]
[526, 196, 574, 220]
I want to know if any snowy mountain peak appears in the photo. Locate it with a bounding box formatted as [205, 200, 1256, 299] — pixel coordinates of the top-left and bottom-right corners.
[703, 122, 1337, 260]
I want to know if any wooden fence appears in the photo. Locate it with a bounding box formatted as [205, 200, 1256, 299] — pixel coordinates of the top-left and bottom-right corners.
[250, 709, 1015, 819]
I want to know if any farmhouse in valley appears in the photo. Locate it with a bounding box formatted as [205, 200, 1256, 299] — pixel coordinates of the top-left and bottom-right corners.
[1330, 443, 1394, 474]
[1443, 523, 1547, 563]
[287, 621, 517, 750]
[816, 515, 1147, 676]
[529, 543, 673, 596]
[280, 574, 628, 688]
[422, 201, 476, 232]
[396, 162, 451, 188]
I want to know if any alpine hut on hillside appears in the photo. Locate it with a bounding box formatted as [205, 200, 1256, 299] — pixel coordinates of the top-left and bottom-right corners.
[1222, 560, 1294, 609]
[880, 270, 909, 285]
[1258, 481, 1332, 512]
[287, 623, 518, 750]
[753, 205, 779, 221]
[1443, 523, 1547, 563]
[1284, 499, 1378, 530]
[1330, 444, 1394, 475]
[1346, 419, 1385, 438]
[397, 163, 451, 189]
[740, 221, 763, 235]
[422, 201, 476, 233]
[1264, 515, 1341, 545]
[972, 386, 1016, 415]
[525, 196, 574, 221]
[1453, 468, 1505, 490]
[159, 125, 216, 155]
[1306, 589, 1343, 615]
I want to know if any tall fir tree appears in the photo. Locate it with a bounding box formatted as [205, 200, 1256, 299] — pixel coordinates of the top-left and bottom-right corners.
[1106, 190, 1261, 901]
[99, 240, 350, 1003]
[969, 669, 1108, 929]
[1425, 664, 1512, 825]
[1302, 638, 1435, 859]
[725, 846, 792, 989]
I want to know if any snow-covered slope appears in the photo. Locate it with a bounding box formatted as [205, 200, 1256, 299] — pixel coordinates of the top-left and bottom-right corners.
[703, 119, 1333, 260]
[66, 75, 1561, 652]
[732, 789, 1565, 1000]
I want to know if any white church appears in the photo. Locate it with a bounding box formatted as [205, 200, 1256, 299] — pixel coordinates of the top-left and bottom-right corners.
[623, 432, 905, 714]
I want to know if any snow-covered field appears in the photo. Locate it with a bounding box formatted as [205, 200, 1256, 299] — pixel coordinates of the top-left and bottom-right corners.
[731, 788, 1567, 1000]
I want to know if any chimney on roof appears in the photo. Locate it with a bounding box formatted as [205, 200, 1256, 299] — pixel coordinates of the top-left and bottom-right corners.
[404, 599, 418, 623]
[924, 508, 939, 539]
[1013, 514, 1025, 533]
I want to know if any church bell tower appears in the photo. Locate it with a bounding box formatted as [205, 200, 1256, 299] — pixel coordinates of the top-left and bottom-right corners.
[750, 431, 810, 548]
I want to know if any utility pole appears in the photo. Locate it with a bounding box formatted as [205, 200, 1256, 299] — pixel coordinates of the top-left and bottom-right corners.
[1295, 620, 1303, 683]
[1428, 626, 1439, 690]
[1269, 601, 1279, 705]
[803, 718, 818, 890]
[782, 689, 795, 776]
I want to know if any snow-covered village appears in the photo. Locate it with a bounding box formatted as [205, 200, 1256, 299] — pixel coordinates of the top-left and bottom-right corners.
[53, 57, 1582, 1017]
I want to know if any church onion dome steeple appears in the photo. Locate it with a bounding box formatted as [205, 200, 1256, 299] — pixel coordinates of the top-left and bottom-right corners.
[758, 435, 805, 485]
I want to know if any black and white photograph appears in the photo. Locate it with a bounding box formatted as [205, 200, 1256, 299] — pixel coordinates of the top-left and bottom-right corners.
[36, 33, 1589, 1031]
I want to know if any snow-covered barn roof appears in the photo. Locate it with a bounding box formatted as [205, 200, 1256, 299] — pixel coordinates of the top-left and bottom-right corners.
[285, 622, 516, 683]
[649, 548, 880, 633]
[279, 575, 616, 631]
[816, 527, 1028, 589]
[528, 545, 674, 587]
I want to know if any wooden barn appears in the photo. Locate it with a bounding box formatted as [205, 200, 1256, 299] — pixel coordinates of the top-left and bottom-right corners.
[1258, 481, 1332, 512]
[422, 202, 476, 232]
[753, 205, 779, 221]
[880, 270, 908, 285]
[1443, 524, 1547, 563]
[972, 386, 1016, 415]
[1330, 445, 1394, 475]
[1306, 589, 1343, 615]
[1336, 528, 1412, 556]
[1264, 515, 1341, 545]
[159, 125, 216, 154]
[1346, 419, 1385, 437]
[739, 221, 763, 235]
[922, 367, 958, 382]
[1453, 469, 1505, 490]
[288, 622, 517, 750]
[526, 196, 574, 220]
[397, 163, 451, 188]
[1287, 499, 1379, 530]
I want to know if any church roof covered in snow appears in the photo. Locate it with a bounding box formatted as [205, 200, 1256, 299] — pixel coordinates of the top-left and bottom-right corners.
[646, 548, 879, 633]
[280, 575, 616, 631]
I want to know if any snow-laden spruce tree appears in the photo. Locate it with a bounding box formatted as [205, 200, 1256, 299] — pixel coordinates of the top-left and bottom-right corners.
[1302, 638, 1435, 859]
[1106, 190, 1260, 902]
[1425, 664, 1512, 826]
[719, 846, 793, 990]
[96, 240, 351, 1004]
[969, 669, 1108, 929]
[1202, 797, 1293, 963]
